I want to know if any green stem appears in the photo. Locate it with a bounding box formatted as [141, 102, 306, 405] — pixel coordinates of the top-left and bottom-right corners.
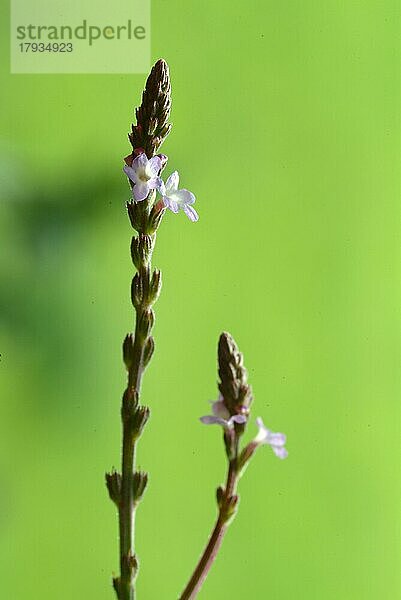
[119, 425, 136, 600]
[118, 250, 154, 599]
[119, 328, 145, 599]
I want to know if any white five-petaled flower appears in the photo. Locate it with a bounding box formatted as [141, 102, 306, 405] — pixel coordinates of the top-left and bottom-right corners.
[124, 153, 164, 202]
[200, 396, 247, 429]
[162, 171, 199, 222]
[253, 417, 288, 459]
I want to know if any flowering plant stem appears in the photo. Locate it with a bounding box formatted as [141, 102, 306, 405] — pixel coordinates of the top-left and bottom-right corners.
[180, 331, 287, 597]
[106, 59, 172, 600]
[180, 448, 239, 600]
[117, 227, 156, 600]
[119, 266, 151, 600]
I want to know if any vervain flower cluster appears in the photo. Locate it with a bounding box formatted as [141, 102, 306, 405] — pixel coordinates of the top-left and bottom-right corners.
[201, 395, 288, 460]
[124, 152, 199, 222]
[199, 331, 288, 475]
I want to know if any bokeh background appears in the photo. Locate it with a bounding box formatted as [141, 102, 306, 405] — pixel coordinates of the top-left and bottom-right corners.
[1, 1, 400, 598]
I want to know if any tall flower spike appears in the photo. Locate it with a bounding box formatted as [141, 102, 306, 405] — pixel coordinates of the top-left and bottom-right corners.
[108, 59, 173, 600]
[218, 332, 253, 417]
[129, 58, 172, 158]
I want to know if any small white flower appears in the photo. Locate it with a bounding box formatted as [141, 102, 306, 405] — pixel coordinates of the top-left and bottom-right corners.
[253, 417, 288, 459]
[162, 171, 198, 222]
[200, 396, 246, 429]
[124, 153, 164, 202]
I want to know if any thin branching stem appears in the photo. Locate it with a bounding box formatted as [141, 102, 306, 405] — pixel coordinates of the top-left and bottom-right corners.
[179, 440, 240, 600]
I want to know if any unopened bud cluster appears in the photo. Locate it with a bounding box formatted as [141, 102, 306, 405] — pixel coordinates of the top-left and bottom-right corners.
[127, 197, 166, 236]
[133, 471, 148, 506]
[218, 332, 253, 419]
[131, 267, 161, 313]
[105, 470, 122, 506]
[129, 59, 172, 157]
[131, 234, 153, 269]
[129, 241, 160, 349]
[106, 464, 148, 508]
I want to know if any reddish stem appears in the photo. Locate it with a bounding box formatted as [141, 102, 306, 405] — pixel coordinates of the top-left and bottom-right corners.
[179, 459, 238, 599]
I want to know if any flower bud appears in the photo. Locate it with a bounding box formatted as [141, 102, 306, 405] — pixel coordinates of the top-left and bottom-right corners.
[133, 471, 148, 506]
[218, 332, 253, 416]
[123, 333, 135, 370]
[131, 273, 143, 309]
[105, 470, 122, 506]
[148, 117, 157, 136]
[216, 485, 225, 509]
[149, 269, 162, 304]
[124, 153, 134, 167]
[130, 234, 153, 270]
[138, 309, 154, 339]
[236, 383, 253, 414]
[143, 336, 155, 367]
[130, 58, 172, 157]
[147, 200, 166, 234]
[131, 268, 151, 309]
[127, 200, 142, 232]
[130, 236, 141, 270]
[131, 405, 150, 438]
[121, 388, 139, 423]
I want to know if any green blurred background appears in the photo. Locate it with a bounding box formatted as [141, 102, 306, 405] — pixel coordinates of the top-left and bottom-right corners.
[1, 1, 400, 598]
